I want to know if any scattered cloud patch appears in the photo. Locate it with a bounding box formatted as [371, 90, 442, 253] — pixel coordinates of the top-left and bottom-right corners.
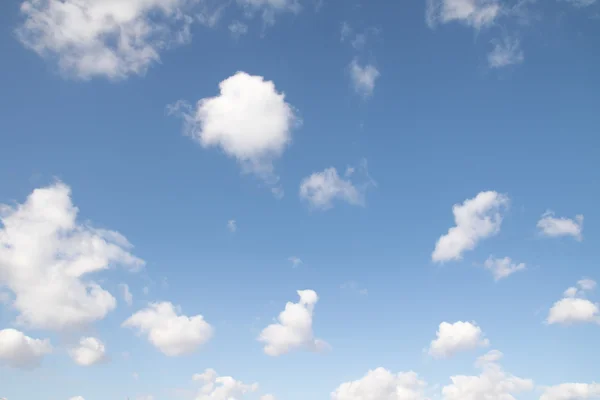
[169, 72, 299, 194]
[537, 211, 584, 241]
[0, 329, 52, 369]
[428, 321, 489, 358]
[483, 256, 526, 281]
[340, 281, 368, 296]
[0, 182, 144, 331]
[229, 20, 249, 37]
[16, 0, 199, 80]
[331, 368, 428, 400]
[488, 37, 524, 68]
[119, 284, 133, 306]
[68, 337, 107, 366]
[432, 191, 509, 263]
[426, 0, 502, 29]
[228, 219, 237, 233]
[192, 368, 259, 400]
[547, 279, 599, 325]
[258, 290, 329, 356]
[349, 59, 380, 97]
[288, 256, 302, 267]
[123, 302, 214, 356]
[540, 383, 600, 400]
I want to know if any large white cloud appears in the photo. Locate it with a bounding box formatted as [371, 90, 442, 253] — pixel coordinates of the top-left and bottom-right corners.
[169, 72, 299, 194]
[442, 350, 533, 400]
[428, 321, 489, 358]
[540, 383, 600, 400]
[123, 302, 213, 356]
[426, 0, 501, 29]
[331, 368, 428, 400]
[537, 211, 584, 241]
[68, 337, 107, 366]
[432, 191, 509, 262]
[547, 279, 598, 325]
[16, 0, 199, 80]
[0, 182, 144, 331]
[192, 368, 259, 400]
[0, 328, 52, 369]
[258, 290, 329, 356]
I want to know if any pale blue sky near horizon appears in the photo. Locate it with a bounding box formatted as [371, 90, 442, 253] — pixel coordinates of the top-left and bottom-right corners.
[0, 0, 599, 399]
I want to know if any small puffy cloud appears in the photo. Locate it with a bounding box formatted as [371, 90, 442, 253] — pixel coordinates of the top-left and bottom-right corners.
[488, 37, 524, 68]
[300, 162, 374, 210]
[123, 302, 214, 356]
[229, 21, 249, 37]
[540, 383, 600, 400]
[119, 284, 133, 306]
[483, 256, 526, 281]
[0, 182, 144, 331]
[428, 321, 489, 358]
[192, 368, 259, 400]
[288, 256, 302, 267]
[547, 280, 599, 325]
[537, 211, 584, 241]
[349, 59, 380, 97]
[169, 72, 299, 192]
[16, 0, 198, 80]
[442, 350, 534, 400]
[258, 290, 329, 356]
[426, 0, 502, 29]
[331, 368, 428, 400]
[432, 191, 509, 263]
[0, 329, 52, 369]
[228, 219, 237, 233]
[68, 337, 107, 366]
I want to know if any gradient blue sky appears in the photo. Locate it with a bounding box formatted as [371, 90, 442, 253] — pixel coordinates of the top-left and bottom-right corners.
[0, 0, 599, 400]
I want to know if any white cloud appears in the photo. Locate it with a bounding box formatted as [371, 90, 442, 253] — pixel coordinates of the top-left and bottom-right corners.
[237, 0, 302, 24]
[69, 397, 85, 400]
[488, 37, 524, 68]
[340, 21, 352, 41]
[432, 191, 509, 263]
[300, 166, 368, 210]
[547, 280, 599, 325]
[349, 59, 380, 97]
[68, 337, 107, 366]
[228, 219, 237, 233]
[540, 383, 600, 400]
[428, 321, 489, 358]
[169, 72, 299, 193]
[331, 368, 428, 400]
[258, 289, 329, 356]
[288, 256, 302, 267]
[16, 0, 198, 80]
[537, 211, 584, 241]
[119, 283, 133, 306]
[0, 328, 52, 369]
[483, 256, 526, 281]
[229, 20, 249, 37]
[123, 302, 213, 356]
[0, 182, 144, 331]
[192, 368, 259, 400]
[426, 0, 502, 29]
[442, 350, 534, 400]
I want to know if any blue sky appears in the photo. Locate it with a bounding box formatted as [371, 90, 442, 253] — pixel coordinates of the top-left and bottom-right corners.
[0, 0, 599, 400]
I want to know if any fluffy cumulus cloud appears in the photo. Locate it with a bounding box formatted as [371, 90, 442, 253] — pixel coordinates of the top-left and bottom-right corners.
[258, 289, 328, 356]
[428, 321, 489, 358]
[68, 337, 107, 366]
[0, 329, 52, 369]
[547, 279, 599, 325]
[442, 350, 534, 400]
[123, 302, 214, 356]
[192, 368, 259, 400]
[540, 383, 600, 400]
[426, 0, 502, 29]
[537, 211, 584, 241]
[483, 256, 526, 281]
[432, 191, 509, 263]
[331, 368, 428, 400]
[16, 0, 199, 80]
[488, 37, 524, 68]
[169, 72, 299, 193]
[0, 182, 144, 331]
[349, 59, 380, 97]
